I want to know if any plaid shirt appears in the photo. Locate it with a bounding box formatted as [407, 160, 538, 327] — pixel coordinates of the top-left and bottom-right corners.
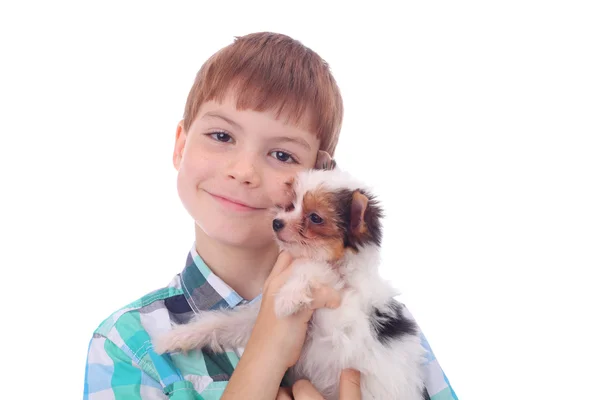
[83, 245, 459, 399]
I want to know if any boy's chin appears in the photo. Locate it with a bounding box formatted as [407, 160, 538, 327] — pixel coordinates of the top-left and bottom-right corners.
[198, 223, 275, 249]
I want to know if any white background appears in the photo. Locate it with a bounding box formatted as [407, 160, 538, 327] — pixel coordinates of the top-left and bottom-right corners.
[1, 1, 599, 399]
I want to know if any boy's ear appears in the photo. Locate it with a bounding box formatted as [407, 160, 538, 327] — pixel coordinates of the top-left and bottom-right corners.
[173, 121, 187, 170]
[315, 150, 337, 170]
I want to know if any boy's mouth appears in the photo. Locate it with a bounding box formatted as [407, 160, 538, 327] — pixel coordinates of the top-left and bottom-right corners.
[207, 191, 265, 212]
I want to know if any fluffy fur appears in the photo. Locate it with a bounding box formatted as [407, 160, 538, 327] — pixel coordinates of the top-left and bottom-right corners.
[153, 166, 427, 400]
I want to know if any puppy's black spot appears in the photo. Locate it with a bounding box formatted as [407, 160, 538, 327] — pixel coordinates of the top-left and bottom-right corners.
[422, 387, 431, 400]
[370, 300, 417, 345]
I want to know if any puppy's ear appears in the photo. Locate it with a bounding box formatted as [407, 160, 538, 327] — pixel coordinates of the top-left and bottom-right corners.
[315, 150, 337, 170]
[348, 189, 383, 247]
[350, 190, 369, 234]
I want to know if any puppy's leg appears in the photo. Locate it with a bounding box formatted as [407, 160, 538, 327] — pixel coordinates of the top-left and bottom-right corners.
[153, 302, 259, 354]
[275, 260, 341, 318]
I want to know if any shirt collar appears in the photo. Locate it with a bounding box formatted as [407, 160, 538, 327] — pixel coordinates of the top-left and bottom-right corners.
[180, 243, 261, 314]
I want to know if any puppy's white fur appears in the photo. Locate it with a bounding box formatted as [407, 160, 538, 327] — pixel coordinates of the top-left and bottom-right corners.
[153, 168, 426, 400]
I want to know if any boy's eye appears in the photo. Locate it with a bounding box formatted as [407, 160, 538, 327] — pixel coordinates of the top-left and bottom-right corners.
[210, 132, 233, 143]
[270, 150, 296, 164]
[309, 213, 323, 224]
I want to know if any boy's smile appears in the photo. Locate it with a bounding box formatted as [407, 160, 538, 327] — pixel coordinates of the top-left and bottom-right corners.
[205, 190, 267, 212]
[173, 91, 320, 249]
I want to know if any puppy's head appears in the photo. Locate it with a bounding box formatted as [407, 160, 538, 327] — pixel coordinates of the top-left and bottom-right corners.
[272, 168, 382, 263]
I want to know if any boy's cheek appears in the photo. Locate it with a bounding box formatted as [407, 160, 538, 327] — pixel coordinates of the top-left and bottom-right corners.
[266, 177, 296, 208]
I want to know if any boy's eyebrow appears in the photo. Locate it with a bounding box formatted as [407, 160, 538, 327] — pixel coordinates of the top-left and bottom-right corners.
[273, 136, 312, 151]
[203, 112, 312, 151]
[202, 112, 242, 130]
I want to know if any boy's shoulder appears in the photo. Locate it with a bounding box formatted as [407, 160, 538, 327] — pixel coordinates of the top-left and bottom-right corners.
[92, 245, 232, 341]
[91, 245, 248, 350]
[85, 247, 248, 397]
[91, 274, 189, 372]
[94, 275, 185, 338]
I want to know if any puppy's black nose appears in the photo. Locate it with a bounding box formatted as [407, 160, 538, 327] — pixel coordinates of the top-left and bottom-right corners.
[272, 219, 285, 232]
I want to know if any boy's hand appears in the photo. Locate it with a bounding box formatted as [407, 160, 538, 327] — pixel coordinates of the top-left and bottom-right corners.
[255, 251, 341, 369]
[279, 369, 362, 399]
[222, 251, 342, 400]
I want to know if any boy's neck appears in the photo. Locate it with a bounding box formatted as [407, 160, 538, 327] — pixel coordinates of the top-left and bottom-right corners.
[193, 224, 280, 300]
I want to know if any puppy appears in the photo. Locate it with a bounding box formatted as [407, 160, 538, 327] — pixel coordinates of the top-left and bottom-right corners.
[154, 165, 427, 400]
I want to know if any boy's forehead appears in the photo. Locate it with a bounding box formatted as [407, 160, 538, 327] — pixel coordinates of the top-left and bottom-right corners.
[196, 92, 320, 143]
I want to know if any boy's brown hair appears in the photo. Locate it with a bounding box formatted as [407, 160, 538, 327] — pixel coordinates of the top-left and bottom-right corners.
[182, 32, 344, 156]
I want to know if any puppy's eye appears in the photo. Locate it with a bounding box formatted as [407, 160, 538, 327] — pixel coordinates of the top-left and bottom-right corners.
[309, 213, 323, 224]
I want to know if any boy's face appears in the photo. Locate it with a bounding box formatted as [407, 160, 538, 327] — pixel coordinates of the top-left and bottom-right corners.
[173, 92, 320, 249]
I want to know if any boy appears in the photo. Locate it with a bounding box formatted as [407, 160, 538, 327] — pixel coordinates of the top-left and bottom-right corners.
[83, 32, 458, 400]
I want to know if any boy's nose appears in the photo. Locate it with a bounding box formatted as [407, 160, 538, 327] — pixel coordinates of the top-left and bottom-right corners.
[272, 219, 285, 232]
[227, 157, 261, 188]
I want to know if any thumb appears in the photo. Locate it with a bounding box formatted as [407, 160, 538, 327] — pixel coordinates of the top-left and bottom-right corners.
[266, 251, 294, 285]
[309, 285, 342, 310]
[339, 369, 361, 399]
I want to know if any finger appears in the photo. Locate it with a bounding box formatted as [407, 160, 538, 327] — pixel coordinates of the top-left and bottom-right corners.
[292, 379, 325, 400]
[339, 369, 361, 400]
[264, 253, 297, 295]
[271, 250, 293, 275]
[276, 387, 293, 400]
[266, 259, 297, 292]
[296, 306, 315, 324]
[309, 285, 342, 310]
[269, 251, 294, 278]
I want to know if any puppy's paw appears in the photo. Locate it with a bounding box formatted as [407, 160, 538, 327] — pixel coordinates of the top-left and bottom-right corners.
[152, 326, 214, 354]
[152, 332, 179, 355]
[275, 282, 313, 318]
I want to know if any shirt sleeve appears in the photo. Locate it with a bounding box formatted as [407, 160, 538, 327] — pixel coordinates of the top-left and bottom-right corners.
[84, 335, 202, 400]
[419, 331, 459, 400]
